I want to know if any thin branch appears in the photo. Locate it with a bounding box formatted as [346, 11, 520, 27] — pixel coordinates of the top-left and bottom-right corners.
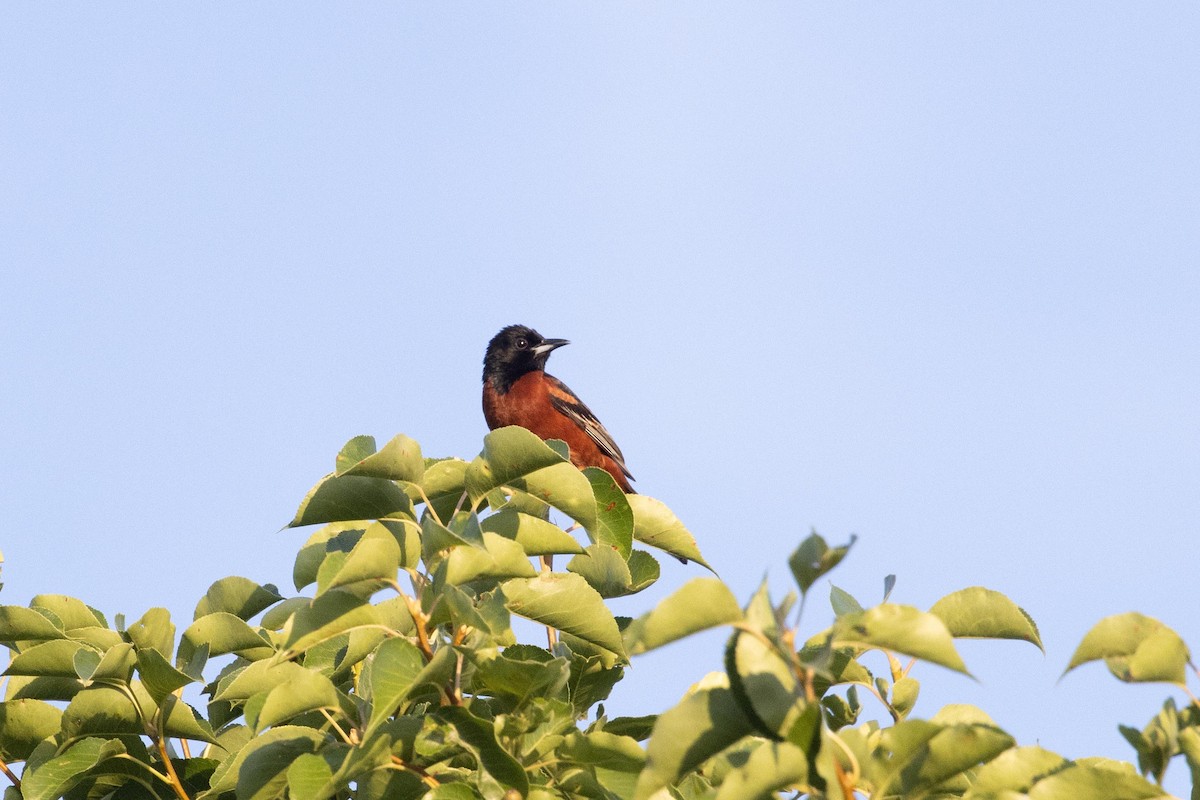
[416, 486, 444, 527]
[0, 756, 20, 788]
[319, 707, 354, 744]
[541, 555, 558, 648]
[155, 733, 192, 800]
[403, 595, 436, 661]
[390, 755, 440, 788]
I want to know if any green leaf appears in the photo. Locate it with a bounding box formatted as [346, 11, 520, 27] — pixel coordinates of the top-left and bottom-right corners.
[31, 595, 105, 631]
[584, 467, 634, 559]
[336, 435, 378, 473]
[6, 639, 92, 676]
[160, 694, 219, 743]
[125, 607, 175, 656]
[627, 494, 709, 569]
[287, 472, 414, 528]
[286, 752, 337, 800]
[0, 606, 65, 642]
[480, 508, 586, 556]
[136, 647, 197, 703]
[930, 587, 1043, 651]
[421, 513, 484, 561]
[338, 434, 425, 482]
[20, 738, 127, 800]
[968, 745, 1068, 794]
[466, 426, 569, 500]
[284, 590, 382, 655]
[1065, 612, 1190, 685]
[3, 676, 82, 702]
[293, 522, 369, 591]
[214, 659, 311, 703]
[713, 740, 810, 800]
[1024, 758, 1170, 799]
[442, 585, 513, 642]
[0, 699, 62, 760]
[723, 582, 805, 739]
[410, 457, 470, 522]
[725, 627, 807, 740]
[194, 577, 284, 621]
[832, 604, 969, 675]
[205, 725, 328, 800]
[876, 721, 1014, 796]
[180, 612, 271, 666]
[503, 573, 627, 660]
[633, 680, 755, 800]
[788, 533, 855, 595]
[436, 705, 530, 797]
[255, 669, 341, 731]
[470, 645, 571, 708]
[560, 729, 645, 794]
[364, 637, 426, 736]
[509, 463, 599, 531]
[626, 551, 661, 594]
[567, 544, 635, 599]
[829, 584, 864, 617]
[624, 578, 743, 656]
[319, 520, 402, 595]
[443, 531, 538, 586]
[60, 685, 144, 738]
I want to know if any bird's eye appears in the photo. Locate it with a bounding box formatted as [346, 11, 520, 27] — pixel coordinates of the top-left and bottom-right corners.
[516, 338, 528, 349]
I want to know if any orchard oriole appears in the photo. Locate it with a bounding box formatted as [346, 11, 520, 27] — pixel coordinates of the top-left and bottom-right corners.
[482, 324, 635, 493]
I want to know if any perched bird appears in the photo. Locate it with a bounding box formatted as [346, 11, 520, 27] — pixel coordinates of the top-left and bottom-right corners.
[482, 324, 635, 493]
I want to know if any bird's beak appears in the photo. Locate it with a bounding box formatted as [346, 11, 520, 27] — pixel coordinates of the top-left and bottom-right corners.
[533, 338, 570, 355]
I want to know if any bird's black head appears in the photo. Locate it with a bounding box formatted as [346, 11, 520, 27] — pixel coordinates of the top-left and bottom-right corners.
[483, 324, 569, 393]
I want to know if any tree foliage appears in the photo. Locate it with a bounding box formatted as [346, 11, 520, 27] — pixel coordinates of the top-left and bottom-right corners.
[0, 429, 1195, 799]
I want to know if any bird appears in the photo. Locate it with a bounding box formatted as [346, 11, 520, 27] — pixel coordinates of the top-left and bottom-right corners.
[482, 324, 635, 493]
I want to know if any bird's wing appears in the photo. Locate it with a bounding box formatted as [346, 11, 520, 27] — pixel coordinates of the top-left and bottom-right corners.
[545, 374, 635, 480]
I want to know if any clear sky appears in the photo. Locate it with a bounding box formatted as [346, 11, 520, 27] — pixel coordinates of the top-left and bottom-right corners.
[3, 4, 1198, 794]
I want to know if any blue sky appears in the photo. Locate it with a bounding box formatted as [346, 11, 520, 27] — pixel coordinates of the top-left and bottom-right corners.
[3, 4, 1198, 793]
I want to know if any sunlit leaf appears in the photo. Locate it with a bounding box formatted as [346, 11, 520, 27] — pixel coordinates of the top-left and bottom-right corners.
[180, 612, 271, 667]
[502, 573, 626, 659]
[968, 745, 1069, 795]
[27, 597, 102, 637]
[465, 426, 569, 501]
[627, 495, 709, 569]
[567, 544, 634, 599]
[194, 577, 284, 622]
[624, 578, 742, 656]
[6, 639, 92, 677]
[633, 679, 754, 800]
[443, 532, 538, 586]
[284, 591, 382, 655]
[0, 606, 65, 643]
[584, 467, 633, 559]
[364, 637, 426, 736]
[930, 587, 1042, 651]
[255, 670, 341, 732]
[205, 726, 328, 800]
[287, 473, 413, 528]
[713, 740, 810, 800]
[480, 508, 585, 556]
[832, 604, 969, 675]
[338, 434, 425, 483]
[20, 738, 126, 800]
[1065, 612, 1189, 685]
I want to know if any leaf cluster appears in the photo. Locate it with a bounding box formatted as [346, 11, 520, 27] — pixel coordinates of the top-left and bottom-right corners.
[0, 430, 1194, 799]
